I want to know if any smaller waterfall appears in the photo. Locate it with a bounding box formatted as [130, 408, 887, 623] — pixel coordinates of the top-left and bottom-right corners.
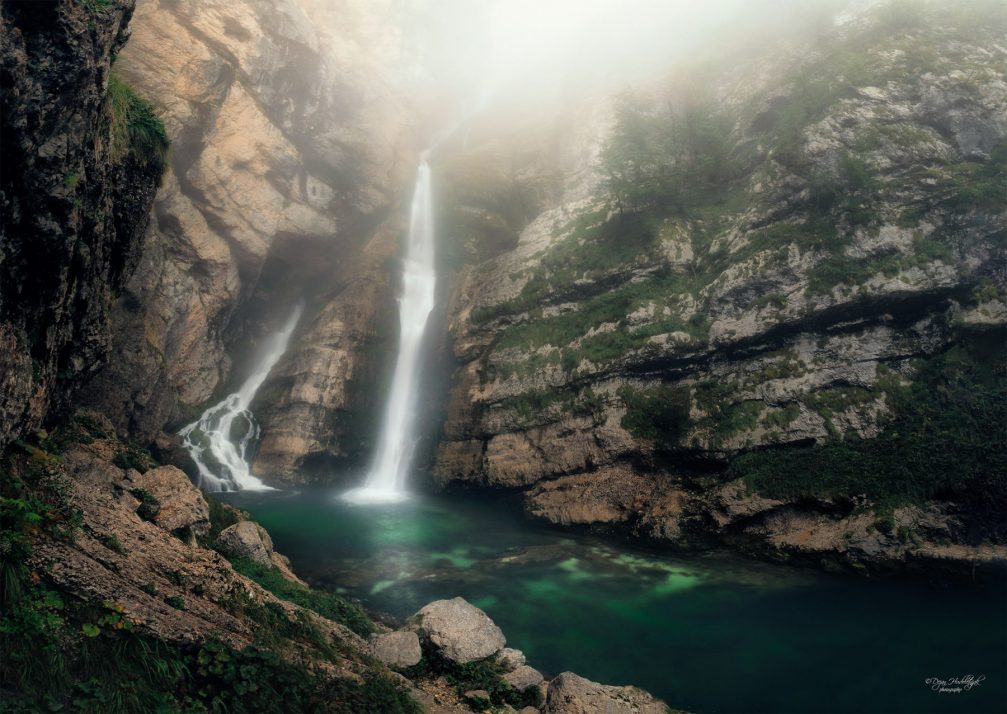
[179, 303, 303, 492]
[344, 157, 436, 504]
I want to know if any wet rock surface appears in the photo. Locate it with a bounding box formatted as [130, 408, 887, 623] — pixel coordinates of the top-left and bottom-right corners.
[81, 0, 413, 480]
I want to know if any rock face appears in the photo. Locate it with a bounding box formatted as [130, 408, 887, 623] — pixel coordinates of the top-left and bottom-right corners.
[0, 0, 164, 449]
[415, 597, 507, 664]
[544, 672, 668, 714]
[368, 630, 422, 668]
[130, 465, 210, 537]
[434, 6, 1007, 573]
[80, 0, 412, 481]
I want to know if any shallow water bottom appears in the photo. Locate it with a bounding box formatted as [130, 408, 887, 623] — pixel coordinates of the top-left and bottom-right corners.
[222, 487, 1006, 714]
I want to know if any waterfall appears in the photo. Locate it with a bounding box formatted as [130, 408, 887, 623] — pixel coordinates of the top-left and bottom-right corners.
[179, 303, 304, 492]
[344, 158, 436, 503]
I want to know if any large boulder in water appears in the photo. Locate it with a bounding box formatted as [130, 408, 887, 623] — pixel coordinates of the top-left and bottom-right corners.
[414, 597, 506, 663]
[544, 672, 669, 714]
[369, 630, 422, 667]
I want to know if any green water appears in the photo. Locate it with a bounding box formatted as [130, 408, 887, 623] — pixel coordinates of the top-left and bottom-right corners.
[223, 489, 1006, 714]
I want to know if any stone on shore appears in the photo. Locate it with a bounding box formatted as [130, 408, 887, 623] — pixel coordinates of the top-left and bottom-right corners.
[544, 671, 669, 713]
[415, 597, 506, 663]
[369, 630, 422, 668]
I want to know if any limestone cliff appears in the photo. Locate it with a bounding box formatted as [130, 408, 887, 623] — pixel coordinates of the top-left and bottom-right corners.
[80, 0, 413, 479]
[434, 5, 1007, 573]
[0, 0, 165, 449]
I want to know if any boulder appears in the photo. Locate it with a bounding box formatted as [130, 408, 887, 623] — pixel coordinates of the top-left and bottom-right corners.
[216, 520, 304, 584]
[497, 647, 527, 671]
[216, 521, 274, 564]
[415, 597, 506, 663]
[464, 689, 491, 704]
[129, 466, 209, 537]
[544, 672, 668, 714]
[504, 665, 544, 692]
[369, 630, 422, 668]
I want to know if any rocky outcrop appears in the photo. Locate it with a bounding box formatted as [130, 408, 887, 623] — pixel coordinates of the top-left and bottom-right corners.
[0, 0, 164, 449]
[544, 672, 668, 714]
[80, 0, 413, 480]
[415, 596, 507, 664]
[434, 6, 1007, 574]
[129, 464, 210, 537]
[404, 597, 667, 712]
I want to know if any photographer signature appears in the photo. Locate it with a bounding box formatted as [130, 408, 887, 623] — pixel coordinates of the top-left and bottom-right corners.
[925, 675, 985, 694]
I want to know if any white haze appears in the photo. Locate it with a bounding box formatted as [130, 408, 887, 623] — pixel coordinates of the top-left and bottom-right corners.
[402, 0, 847, 112]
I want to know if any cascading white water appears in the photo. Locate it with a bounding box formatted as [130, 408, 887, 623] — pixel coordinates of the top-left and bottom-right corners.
[179, 303, 304, 492]
[344, 158, 436, 503]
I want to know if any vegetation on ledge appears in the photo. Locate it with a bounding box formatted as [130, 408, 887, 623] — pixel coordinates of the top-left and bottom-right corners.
[105, 73, 169, 176]
[732, 329, 1007, 536]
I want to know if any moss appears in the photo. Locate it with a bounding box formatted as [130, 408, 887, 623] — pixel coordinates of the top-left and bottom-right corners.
[402, 649, 537, 710]
[762, 403, 801, 430]
[229, 557, 375, 638]
[204, 494, 242, 541]
[732, 330, 1007, 537]
[129, 488, 160, 521]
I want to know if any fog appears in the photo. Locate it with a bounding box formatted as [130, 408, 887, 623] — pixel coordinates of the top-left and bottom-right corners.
[399, 0, 848, 114]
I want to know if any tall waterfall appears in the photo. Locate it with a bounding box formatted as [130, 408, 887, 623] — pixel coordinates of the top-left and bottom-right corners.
[345, 158, 436, 503]
[179, 303, 303, 492]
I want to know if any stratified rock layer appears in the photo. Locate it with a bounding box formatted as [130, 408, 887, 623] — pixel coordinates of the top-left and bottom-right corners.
[81, 0, 412, 481]
[434, 8, 1007, 574]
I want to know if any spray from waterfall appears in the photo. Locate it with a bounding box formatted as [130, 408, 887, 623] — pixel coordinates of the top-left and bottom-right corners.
[344, 157, 436, 504]
[179, 303, 304, 492]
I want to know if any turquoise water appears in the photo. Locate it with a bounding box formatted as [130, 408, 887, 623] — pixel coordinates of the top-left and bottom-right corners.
[223, 489, 1006, 713]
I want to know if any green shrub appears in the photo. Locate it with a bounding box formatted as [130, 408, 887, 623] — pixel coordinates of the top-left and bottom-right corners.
[732, 331, 1007, 537]
[620, 385, 691, 450]
[105, 73, 169, 175]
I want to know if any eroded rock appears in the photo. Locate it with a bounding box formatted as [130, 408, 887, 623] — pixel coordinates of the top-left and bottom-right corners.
[415, 597, 506, 663]
[504, 665, 544, 692]
[369, 630, 422, 668]
[544, 672, 669, 714]
[129, 466, 210, 538]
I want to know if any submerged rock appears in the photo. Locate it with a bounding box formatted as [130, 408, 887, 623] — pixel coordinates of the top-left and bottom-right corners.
[415, 597, 506, 663]
[544, 672, 669, 713]
[369, 630, 422, 668]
